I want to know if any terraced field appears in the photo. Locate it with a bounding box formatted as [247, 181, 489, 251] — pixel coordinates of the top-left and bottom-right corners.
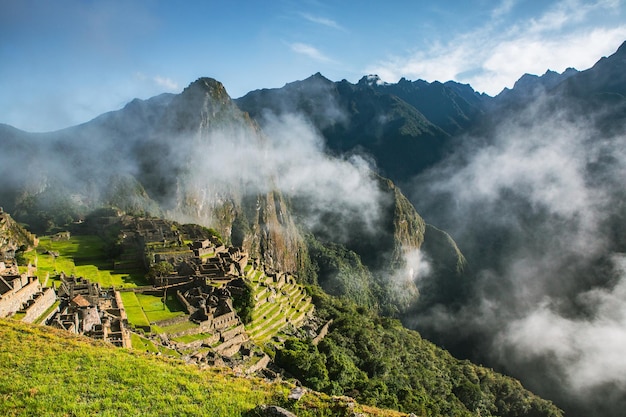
[244, 267, 314, 345]
[27, 235, 146, 289]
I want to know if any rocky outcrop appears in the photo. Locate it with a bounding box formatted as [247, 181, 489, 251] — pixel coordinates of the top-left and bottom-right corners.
[0, 210, 38, 259]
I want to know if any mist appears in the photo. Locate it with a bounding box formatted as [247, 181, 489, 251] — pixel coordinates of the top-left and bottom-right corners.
[407, 94, 626, 416]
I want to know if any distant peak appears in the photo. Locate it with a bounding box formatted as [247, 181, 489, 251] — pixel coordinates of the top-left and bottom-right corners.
[188, 77, 226, 91]
[182, 77, 230, 100]
[358, 74, 388, 87]
[616, 40, 626, 55]
[303, 72, 332, 83]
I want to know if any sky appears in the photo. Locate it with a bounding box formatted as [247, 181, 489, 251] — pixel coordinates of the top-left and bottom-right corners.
[1, 0, 625, 132]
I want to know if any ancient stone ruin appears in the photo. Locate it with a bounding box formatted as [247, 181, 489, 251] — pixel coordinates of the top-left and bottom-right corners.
[49, 274, 131, 348]
[0, 263, 56, 323]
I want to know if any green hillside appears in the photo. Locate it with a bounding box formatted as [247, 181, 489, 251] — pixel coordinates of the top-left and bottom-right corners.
[3, 221, 564, 417]
[274, 288, 563, 417]
[0, 318, 406, 417]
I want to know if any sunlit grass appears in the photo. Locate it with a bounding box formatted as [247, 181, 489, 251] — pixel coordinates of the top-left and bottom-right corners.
[119, 292, 150, 328]
[26, 235, 147, 289]
[136, 293, 186, 323]
[1, 319, 403, 417]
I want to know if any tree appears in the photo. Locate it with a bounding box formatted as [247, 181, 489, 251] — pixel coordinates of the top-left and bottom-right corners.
[147, 261, 174, 281]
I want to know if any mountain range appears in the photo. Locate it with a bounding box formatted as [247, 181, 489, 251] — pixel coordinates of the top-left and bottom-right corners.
[1, 40, 626, 417]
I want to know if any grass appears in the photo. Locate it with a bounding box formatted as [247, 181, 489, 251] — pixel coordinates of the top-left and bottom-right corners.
[152, 320, 198, 335]
[135, 293, 186, 323]
[129, 333, 180, 357]
[171, 332, 216, 344]
[27, 235, 147, 289]
[119, 292, 151, 328]
[0, 319, 407, 417]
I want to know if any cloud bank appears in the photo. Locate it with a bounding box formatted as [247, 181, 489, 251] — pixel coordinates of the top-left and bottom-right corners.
[366, 0, 626, 95]
[408, 93, 626, 416]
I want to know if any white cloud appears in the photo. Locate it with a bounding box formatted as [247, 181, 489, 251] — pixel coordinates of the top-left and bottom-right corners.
[365, 0, 626, 95]
[290, 42, 333, 62]
[153, 76, 179, 91]
[300, 12, 345, 31]
[491, 0, 518, 19]
[500, 255, 626, 392]
[135, 72, 180, 91]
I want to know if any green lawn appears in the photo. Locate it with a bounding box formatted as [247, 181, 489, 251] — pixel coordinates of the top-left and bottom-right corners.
[114, 290, 191, 334]
[26, 235, 148, 289]
[135, 293, 186, 323]
[119, 292, 151, 328]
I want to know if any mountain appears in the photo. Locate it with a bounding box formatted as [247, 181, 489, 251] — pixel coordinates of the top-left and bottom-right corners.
[236, 73, 489, 182]
[235, 41, 626, 417]
[559, 40, 626, 100]
[0, 76, 465, 318]
[405, 41, 626, 417]
[3, 40, 625, 417]
[493, 68, 579, 105]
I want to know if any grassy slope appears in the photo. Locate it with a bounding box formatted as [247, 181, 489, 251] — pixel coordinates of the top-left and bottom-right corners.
[0, 319, 406, 417]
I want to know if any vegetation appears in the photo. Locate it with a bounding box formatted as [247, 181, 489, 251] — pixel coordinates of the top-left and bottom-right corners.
[146, 261, 174, 281]
[27, 235, 146, 289]
[0, 319, 404, 417]
[274, 287, 562, 417]
[0, 213, 562, 416]
[231, 280, 254, 324]
[306, 235, 379, 309]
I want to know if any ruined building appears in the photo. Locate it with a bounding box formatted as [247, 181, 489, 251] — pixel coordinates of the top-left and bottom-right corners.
[50, 274, 131, 348]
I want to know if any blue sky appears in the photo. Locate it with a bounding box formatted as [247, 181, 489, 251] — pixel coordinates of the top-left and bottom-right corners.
[1, 0, 625, 132]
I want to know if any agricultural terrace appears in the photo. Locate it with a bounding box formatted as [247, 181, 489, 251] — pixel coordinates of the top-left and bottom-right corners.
[244, 267, 314, 345]
[26, 235, 146, 289]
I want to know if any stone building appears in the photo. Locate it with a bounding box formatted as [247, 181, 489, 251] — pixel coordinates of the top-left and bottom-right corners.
[0, 272, 56, 322]
[50, 275, 131, 348]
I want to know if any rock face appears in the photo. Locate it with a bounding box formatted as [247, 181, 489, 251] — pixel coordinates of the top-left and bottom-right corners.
[0, 210, 37, 260]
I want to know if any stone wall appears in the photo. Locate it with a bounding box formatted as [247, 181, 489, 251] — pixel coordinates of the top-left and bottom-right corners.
[220, 324, 245, 341]
[212, 311, 238, 330]
[176, 290, 196, 315]
[154, 314, 189, 328]
[245, 354, 271, 375]
[21, 287, 56, 323]
[0, 277, 40, 318]
[113, 291, 127, 322]
[213, 332, 248, 356]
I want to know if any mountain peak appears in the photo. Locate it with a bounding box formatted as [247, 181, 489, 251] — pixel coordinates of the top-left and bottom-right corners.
[184, 77, 230, 100]
[308, 72, 327, 80]
[357, 74, 387, 87]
